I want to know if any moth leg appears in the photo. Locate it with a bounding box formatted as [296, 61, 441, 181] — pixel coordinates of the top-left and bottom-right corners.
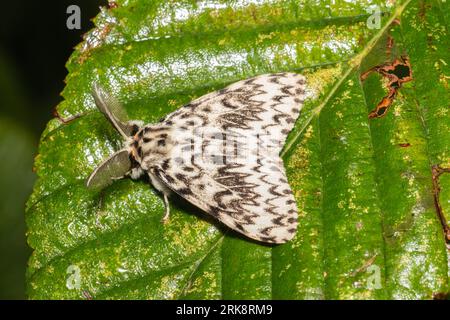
[95, 190, 106, 228]
[161, 193, 170, 223]
[148, 172, 172, 223]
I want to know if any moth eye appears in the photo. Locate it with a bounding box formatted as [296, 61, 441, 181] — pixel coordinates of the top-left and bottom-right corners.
[131, 124, 140, 136]
[157, 139, 166, 146]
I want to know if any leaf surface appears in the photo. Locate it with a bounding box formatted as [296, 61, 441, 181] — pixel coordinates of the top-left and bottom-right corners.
[26, 0, 449, 299]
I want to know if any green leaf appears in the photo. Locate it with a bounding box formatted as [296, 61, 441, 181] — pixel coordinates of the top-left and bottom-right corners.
[26, 0, 449, 299]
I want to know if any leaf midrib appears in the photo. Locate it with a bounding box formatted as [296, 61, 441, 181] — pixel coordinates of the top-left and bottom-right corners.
[281, 0, 413, 159]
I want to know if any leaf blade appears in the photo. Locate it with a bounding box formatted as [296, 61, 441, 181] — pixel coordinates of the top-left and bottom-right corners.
[26, 0, 449, 299]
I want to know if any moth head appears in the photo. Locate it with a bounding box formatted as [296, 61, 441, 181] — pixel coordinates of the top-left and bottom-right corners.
[86, 83, 144, 190]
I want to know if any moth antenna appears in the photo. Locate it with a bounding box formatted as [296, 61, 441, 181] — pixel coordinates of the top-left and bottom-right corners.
[92, 82, 130, 139]
[86, 149, 132, 190]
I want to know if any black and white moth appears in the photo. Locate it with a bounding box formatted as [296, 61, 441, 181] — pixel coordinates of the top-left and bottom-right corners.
[87, 73, 306, 244]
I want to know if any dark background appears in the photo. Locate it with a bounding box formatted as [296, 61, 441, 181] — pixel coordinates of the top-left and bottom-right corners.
[0, 1, 103, 299]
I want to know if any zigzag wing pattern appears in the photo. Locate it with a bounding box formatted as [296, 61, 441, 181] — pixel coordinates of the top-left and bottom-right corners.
[153, 73, 306, 243]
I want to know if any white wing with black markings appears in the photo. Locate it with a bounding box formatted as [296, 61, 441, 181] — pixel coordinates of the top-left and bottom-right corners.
[148, 73, 306, 243]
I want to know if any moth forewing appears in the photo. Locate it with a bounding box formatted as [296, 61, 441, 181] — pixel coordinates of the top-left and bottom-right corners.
[86, 149, 132, 190]
[150, 72, 305, 243]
